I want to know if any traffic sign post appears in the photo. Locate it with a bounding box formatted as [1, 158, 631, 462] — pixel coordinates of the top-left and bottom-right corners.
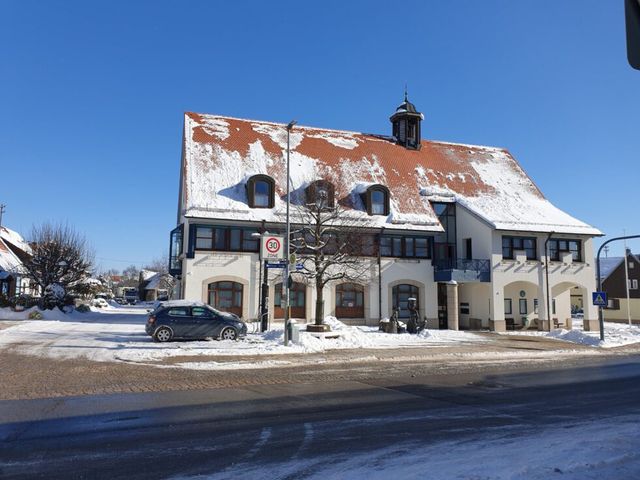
[592, 292, 607, 307]
[261, 235, 285, 260]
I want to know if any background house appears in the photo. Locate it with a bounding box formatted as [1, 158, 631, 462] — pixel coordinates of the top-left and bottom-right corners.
[600, 250, 640, 323]
[139, 270, 172, 301]
[0, 226, 36, 298]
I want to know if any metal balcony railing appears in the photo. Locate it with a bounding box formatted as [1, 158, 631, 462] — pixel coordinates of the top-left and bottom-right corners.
[433, 258, 491, 282]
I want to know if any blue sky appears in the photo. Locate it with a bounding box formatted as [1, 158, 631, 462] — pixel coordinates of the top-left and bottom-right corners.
[1, 0, 638, 271]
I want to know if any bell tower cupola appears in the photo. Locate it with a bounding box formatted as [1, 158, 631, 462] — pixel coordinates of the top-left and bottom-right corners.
[390, 90, 423, 150]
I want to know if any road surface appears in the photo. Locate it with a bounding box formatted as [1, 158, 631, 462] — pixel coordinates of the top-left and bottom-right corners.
[1, 356, 640, 479]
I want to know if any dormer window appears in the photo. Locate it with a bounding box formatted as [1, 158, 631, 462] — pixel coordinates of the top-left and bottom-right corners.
[365, 185, 390, 216]
[305, 180, 335, 209]
[247, 175, 275, 208]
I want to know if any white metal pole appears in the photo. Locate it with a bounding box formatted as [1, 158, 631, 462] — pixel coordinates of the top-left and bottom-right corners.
[623, 232, 631, 326]
[284, 120, 296, 345]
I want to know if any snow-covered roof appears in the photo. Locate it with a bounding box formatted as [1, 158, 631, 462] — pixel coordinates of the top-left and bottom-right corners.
[181, 113, 602, 236]
[599, 253, 640, 281]
[140, 269, 157, 281]
[0, 238, 23, 274]
[0, 226, 32, 255]
[144, 272, 170, 290]
[598, 256, 623, 280]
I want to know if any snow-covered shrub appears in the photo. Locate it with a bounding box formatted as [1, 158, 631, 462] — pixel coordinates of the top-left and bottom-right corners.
[28, 310, 43, 320]
[41, 283, 66, 310]
[76, 304, 91, 313]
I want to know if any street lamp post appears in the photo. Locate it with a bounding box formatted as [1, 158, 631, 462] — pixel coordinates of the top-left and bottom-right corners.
[252, 231, 270, 332]
[284, 120, 296, 346]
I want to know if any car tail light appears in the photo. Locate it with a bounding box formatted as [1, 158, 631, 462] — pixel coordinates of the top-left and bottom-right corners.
[148, 316, 156, 324]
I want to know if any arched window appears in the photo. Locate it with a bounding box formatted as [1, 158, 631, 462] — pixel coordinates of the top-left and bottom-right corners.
[305, 180, 335, 209]
[208, 281, 243, 317]
[392, 284, 419, 318]
[335, 283, 364, 318]
[247, 175, 275, 208]
[274, 282, 306, 319]
[366, 185, 390, 216]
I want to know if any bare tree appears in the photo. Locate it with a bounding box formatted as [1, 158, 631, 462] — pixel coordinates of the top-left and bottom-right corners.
[22, 222, 94, 302]
[143, 252, 170, 274]
[290, 191, 371, 328]
[120, 265, 141, 288]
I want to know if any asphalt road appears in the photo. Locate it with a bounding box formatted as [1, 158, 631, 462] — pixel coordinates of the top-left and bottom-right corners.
[1, 356, 640, 479]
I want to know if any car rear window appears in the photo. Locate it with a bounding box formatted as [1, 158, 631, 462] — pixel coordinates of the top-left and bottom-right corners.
[167, 307, 189, 317]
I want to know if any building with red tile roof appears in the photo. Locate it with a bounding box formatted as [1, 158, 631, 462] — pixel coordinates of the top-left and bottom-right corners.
[169, 97, 601, 333]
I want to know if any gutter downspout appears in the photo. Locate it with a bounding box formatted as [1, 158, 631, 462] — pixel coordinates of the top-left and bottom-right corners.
[378, 227, 385, 321]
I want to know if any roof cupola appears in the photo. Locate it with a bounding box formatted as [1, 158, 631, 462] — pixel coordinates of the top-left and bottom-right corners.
[389, 90, 423, 150]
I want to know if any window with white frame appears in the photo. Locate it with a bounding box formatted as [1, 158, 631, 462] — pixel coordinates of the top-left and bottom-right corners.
[628, 279, 638, 290]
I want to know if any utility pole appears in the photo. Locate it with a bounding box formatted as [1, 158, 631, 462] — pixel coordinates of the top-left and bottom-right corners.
[0, 204, 5, 227]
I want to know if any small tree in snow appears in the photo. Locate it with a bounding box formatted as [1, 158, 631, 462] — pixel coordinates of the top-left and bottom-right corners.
[290, 189, 371, 328]
[23, 223, 93, 308]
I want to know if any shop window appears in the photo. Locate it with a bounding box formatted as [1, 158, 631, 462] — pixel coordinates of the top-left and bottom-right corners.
[336, 283, 365, 318]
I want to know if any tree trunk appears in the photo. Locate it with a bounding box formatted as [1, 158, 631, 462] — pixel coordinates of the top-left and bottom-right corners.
[315, 284, 324, 325]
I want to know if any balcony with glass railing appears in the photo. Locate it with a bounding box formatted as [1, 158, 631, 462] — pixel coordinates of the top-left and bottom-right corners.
[433, 258, 491, 282]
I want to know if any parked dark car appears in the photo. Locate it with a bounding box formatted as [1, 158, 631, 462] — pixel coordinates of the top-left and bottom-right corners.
[145, 301, 247, 342]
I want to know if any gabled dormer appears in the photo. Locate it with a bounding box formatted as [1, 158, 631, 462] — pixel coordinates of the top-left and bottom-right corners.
[390, 92, 423, 150]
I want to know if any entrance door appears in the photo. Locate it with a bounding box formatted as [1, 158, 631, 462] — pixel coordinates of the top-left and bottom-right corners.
[437, 283, 448, 329]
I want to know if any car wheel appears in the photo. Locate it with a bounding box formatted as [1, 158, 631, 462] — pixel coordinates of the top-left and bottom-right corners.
[154, 326, 173, 343]
[220, 327, 238, 341]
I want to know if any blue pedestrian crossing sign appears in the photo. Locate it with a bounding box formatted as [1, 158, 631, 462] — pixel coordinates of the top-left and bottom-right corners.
[592, 292, 607, 307]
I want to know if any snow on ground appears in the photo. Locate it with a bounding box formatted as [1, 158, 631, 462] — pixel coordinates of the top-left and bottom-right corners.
[500, 318, 640, 349]
[0, 308, 489, 369]
[0, 306, 639, 370]
[178, 414, 640, 480]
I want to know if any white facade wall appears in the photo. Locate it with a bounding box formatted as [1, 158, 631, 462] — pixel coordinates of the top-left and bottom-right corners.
[456, 206, 492, 260]
[177, 210, 599, 332]
[178, 220, 437, 325]
[489, 231, 597, 330]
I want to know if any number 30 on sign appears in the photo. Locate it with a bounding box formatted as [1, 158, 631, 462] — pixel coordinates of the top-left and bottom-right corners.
[261, 235, 285, 259]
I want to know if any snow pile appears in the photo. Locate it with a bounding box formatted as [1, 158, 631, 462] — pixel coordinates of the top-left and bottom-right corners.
[502, 318, 640, 348]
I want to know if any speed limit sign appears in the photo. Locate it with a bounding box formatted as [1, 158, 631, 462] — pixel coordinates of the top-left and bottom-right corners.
[261, 235, 285, 259]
